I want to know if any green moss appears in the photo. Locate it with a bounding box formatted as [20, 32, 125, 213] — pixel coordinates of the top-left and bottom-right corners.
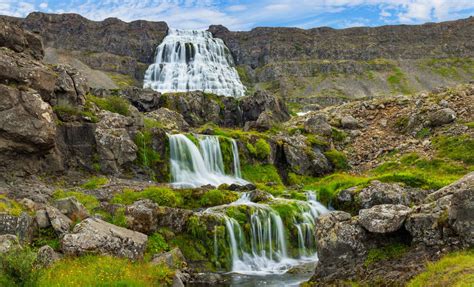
[199, 189, 238, 207]
[236, 65, 250, 84]
[331, 128, 347, 142]
[37, 255, 174, 287]
[80, 176, 109, 190]
[324, 149, 349, 171]
[408, 249, 474, 287]
[306, 134, 330, 149]
[241, 164, 283, 184]
[415, 127, 431, 139]
[218, 137, 234, 174]
[97, 207, 128, 228]
[112, 186, 181, 207]
[420, 58, 474, 80]
[364, 243, 409, 267]
[53, 104, 99, 123]
[106, 72, 136, 88]
[52, 189, 100, 213]
[0, 195, 25, 216]
[465, 122, 474, 129]
[86, 94, 130, 116]
[144, 117, 164, 129]
[433, 135, 474, 164]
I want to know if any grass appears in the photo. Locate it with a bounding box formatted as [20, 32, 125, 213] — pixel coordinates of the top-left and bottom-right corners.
[146, 232, 170, 260]
[52, 189, 100, 213]
[0, 195, 25, 216]
[324, 149, 349, 171]
[199, 189, 238, 207]
[241, 164, 283, 185]
[364, 243, 409, 267]
[86, 94, 130, 116]
[112, 187, 181, 207]
[37, 255, 174, 287]
[53, 104, 99, 123]
[80, 176, 109, 190]
[32, 227, 61, 251]
[433, 135, 474, 165]
[0, 246, 38, 286]
[246, 138, 271, 160]
[408, 249, 474, 287]
[106, 72, 136, 88]
[387, 67, 411, 94]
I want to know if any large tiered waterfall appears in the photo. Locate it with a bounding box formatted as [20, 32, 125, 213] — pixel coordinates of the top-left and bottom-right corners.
[143, 29, 246, 97]
[206, 192, 329, 275]
[168, 134, 247, 188]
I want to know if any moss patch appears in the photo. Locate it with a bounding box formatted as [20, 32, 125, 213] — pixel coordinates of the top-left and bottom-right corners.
[86, 94, 130, 116]
[364, 243, 409, 267]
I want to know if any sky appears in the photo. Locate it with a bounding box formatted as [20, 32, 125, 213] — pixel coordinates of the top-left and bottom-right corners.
[1, 0, 474, 31]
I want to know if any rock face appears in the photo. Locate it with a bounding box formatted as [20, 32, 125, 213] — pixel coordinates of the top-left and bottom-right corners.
[62, 218, 147, 260]
[146, 108, 190, 132]
[125, 199, 159, 234]
[359, 204, 411, 233]
[0, 213, 36, 242]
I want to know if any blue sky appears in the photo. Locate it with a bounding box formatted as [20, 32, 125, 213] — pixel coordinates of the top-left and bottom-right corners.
[1, 0, 474, 30]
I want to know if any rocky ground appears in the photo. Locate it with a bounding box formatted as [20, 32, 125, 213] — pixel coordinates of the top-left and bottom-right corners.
[0, 15, 473, 287]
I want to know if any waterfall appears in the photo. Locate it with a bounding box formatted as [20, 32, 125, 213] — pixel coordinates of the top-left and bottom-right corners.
[143, 29, 246, 98]
[168, 134, 247, 188]
[207, 192, 329, 275]
[231, 139, 242, 178]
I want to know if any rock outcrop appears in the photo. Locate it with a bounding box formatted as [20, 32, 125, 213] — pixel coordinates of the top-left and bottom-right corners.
[359, 204, 411, 233]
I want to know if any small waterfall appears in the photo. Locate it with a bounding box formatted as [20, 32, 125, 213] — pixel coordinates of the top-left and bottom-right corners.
[231, 139, 242, 178]
[143, 29, 246, 97]
[207, 192, 328, 275]
[168, 134, 247, 188]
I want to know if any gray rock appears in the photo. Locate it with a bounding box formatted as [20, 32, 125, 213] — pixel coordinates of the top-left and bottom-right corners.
[151, 247, 187, 269]
[146, 108, 189, 132]
[303, 114, 332, 136]
[51, 64, 88, 106]
[0, 234, 20, 253]
[35, 209, 51, 228]
[155, 207, 193, 233]
[125, 199, 159, 234]
[340, 115, 359, 129]
[359, 204, 411, 233]
[62, 218, 147, 260]
[248, 189, 273, 202]
[172, 270, 187, 287]
[122, 87, 161, 112]
[358, 181, 408, 209]
[46, 206, 73, 235]
[429, 108, 456, 127]
[55, 196, 90, 221]
[449, 181, 474, 245]
[35, 245, 61, 268]
[0, 212, 36, 242]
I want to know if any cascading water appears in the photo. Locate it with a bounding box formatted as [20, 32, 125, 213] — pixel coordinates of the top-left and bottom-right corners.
[143, 29, 246, 97]
[206, 191, 329, 276]
[168, 134, 247, 188]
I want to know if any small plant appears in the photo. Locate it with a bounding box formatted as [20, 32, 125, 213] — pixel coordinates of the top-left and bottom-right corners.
[80, 176, 109, 190]
[0, 246, 39, 286]
[146, 232, 170, 258]
[331, 128, 347, 142]
[415, 127, 431, 139]
[247, 138, 271, 160]
[86, 94, 130, 116]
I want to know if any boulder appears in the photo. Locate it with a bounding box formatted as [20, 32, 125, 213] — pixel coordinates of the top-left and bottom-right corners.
[51, 64, 88, 106]
[0, 234, 20, 253]
[54, 196, 90, 221]
[35, 209, 51, 228]
[359, 204, 411, 233]
[241, 90, 290, 124]
[340, 115, 359, 129]
[35, 245, 62, 268]
[449, 182, 474, 245]
[313, 211, 367, 280]
[0, 212, 36, 242]
[248, 189, 273, 202]
[61, 218, 147, 260]
[122, 87, 161, 112]
[45, 206, 73, 234]
[151, 247, 187, 269]
[358, 181, 409, 209]
[146, 108, 190, 132]
[156, 207, 193, 233]
[429, 108, 456, 127]
[125, 199, 159, 234]
[95, 111, 138, 173]
[303, 114, 332, 136]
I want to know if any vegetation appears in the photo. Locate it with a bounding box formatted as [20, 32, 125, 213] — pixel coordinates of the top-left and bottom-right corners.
[146, 232, 170, 260]
[53, 104, 99, 123]
[408, 249, 474, 287]
[433, 135, 474, 165]
[364, 243, 409, 267]
[32, 227, 61, 251]
[324, 149, 349, 171]
[106, 72, 136, 88]
[246, 138, 271, 160]
[241, 164, 283, 185]
[199, 189, 238, 207]
[387, 67, 411, 94]
[0, 195, 25, 216]
[86, 94, 130, 116]
[52, 189, 100, 213]
[37, 255, 174, 286]
[112, 187, 181, 207]
[80, 176, 109, 190]
[0, 247, 38, 286]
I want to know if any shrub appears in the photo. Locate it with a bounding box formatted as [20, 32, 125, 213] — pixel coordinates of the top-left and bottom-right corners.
[0, 246, 38, 286]
[80, 177, 109, 190]
[407, 249, 474, 287]
[37, 255, 174, 286]
[146, 232, 170, 257]
[324, 149, 349, 171]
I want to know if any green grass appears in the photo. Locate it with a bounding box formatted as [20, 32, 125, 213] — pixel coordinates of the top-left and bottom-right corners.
[86, 94, 130, 116]
[199, 189, 238, 207]
[387, 67, 411, 94]
[52, 189, 100, 213]
[106, 72, 136, 88]
[32, 227, 61, 251]
[433, 135, 474, 165]
[408, 249, 474, 287]
[324, 149, 349, 171]
[241, 164, 283, 185]
[0, 195, 25, 216]
[37, 255, 174, 287]
[331, 128, 347, 142]
[80, 176, 109, 190]
[364, 243, 409, 267]
[146, 232, 170, 260]
[246, 138, 271, 160]
[0, 246, 38, 286]
[112, 187, 181, 207]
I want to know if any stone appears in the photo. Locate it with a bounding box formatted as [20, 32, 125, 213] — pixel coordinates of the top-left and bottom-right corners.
[45, 206, 73, 234]
[155, 207, 193, 233]
[151, 247, 187, 269]
[358, 181, 409, 209]
[0, 212, 36, 242]
[172, 270, 187, 287]
[54, 196, 90, 221]
[428, 108, 456, 127]
[0, 17, 44, 60]
[35, 209, 51, 228]
[0, 234, 20, 253]
[248, 189, 273, 202]
[35, 245, 61, 268]
[146, 108, 190, 132]
[62, 218, 147, 260]
[340, 115, 359, 129]
[51, 64, 88, 106]
[125, 199, 159, 234]
[359, 204, 412, 233]
[303, 114, 332, 136]
[122, 87, 161, 112]
[449, 182, 474, 245]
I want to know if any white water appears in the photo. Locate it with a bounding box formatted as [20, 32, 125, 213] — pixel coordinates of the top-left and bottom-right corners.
[144, 29, 246, 97]
[169, 134, 247, 188]
[207, 192, 328, 276]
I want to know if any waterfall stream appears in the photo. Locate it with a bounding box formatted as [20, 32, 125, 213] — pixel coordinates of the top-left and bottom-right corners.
[143, 29, 246, 97]
[168, 134, 247, 188]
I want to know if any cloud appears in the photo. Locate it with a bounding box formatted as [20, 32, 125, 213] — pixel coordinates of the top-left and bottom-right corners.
[39, 2, 48, 9]
[226, 5, 246, 12]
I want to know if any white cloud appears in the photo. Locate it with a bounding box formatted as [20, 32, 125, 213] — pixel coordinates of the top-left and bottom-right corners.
[226, 5, 246, 12]
[39, 2, 48, 9]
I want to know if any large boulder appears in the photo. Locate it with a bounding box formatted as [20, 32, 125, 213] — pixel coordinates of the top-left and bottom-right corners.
[359, 204, 411, 233]
[358, 181, 409, 209]
[155, 207, 193, 233]
[51, 64, 88, 106]
[0, 234, 20, 253]
[35, 245, 62, 268]
[94, 111, 138, 173]
[62, 218, 147, 260]
[428, 108, 456, 127]
[313, 211, 367, 280]
[45, 206, 73, 235]
[241, 90, 290, 124]
[303, 113, 332, 136]
[122, 87, 161, 112]
[0, 17, 43, 60]
[0, 212, 36, 242]
[125, 199, 159, 234]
